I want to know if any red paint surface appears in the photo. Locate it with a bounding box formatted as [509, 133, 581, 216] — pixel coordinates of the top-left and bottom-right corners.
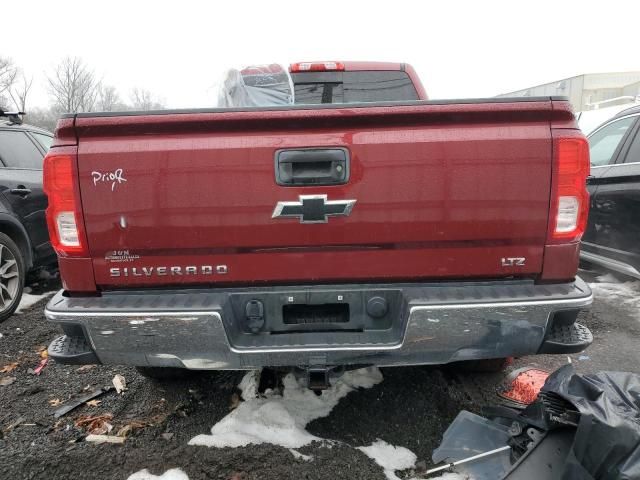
[58, 257, 96, 292]
[51, 98, 584, 292]
[51, 118, 76, 147]
[540, 242, 581, 282]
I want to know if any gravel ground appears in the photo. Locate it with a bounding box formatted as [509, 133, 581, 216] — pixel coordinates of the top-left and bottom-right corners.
[0, 269, 638, 480]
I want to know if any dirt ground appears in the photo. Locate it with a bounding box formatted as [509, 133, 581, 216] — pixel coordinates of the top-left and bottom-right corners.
[1, 269, 638, 480]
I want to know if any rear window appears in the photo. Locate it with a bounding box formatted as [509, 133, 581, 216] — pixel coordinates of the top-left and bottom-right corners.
[292, 71, 419, 104]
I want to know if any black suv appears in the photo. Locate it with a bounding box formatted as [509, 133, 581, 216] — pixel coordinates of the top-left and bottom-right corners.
[582, 105, 640, 279]
[0, 111, 55, 321]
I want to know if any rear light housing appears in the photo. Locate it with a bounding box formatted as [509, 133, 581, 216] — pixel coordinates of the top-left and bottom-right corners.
[548, 133, 590, 244]
[290, 61, 345, 72]
[43, 152, 88, 256]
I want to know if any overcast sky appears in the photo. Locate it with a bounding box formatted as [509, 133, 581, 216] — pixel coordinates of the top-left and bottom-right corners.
[3, 0, 638, 109]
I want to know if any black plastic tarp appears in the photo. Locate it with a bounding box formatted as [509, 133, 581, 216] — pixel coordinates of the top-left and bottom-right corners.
[521, 364, 640, 480]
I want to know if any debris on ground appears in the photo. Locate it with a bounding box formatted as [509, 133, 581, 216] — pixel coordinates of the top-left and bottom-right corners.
[30, 357, 49, 375]
[116, 421, 147, 438]
[48, 398, 63, 406]
[19, 385, 44, 396]
[431, 409, 528, 478]
[431, 364, 640, 479]
[85, 434, 126, 445]
[3, 417, 26, 433]
[428, 445, 511, 476]
[0, 376, 16, 386]
[77, 364, 96, 373]
[0, 362, 18, 373]
[53, 387, 113, 418]
[497, 367, 549, 407]
[75, 413, 114, 435]
[161, 432, 174, 441]
[515, 365, 640, 479]
[113, 374, 127, 394]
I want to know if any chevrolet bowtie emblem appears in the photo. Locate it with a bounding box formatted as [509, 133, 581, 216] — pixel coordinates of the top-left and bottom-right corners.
[272, 195, 356, 224]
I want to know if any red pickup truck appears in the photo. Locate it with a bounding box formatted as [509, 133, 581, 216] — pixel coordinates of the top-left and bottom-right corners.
[44, 62, 593, 387]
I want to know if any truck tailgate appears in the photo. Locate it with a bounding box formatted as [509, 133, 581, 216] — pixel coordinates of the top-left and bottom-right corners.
[74, 100, 557, 288]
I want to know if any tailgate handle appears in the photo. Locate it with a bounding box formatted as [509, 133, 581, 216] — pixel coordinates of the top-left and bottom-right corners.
[275, 148, 349, 186]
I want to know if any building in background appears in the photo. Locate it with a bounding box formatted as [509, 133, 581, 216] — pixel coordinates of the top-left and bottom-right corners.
[497, 72, 640, 111]
[498, 72, 640, 134]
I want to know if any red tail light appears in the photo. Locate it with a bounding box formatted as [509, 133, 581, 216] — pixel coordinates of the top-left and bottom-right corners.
[548, 133, 590, 244]
[43, 153, 88, 256]
[290, 62, 345, 72]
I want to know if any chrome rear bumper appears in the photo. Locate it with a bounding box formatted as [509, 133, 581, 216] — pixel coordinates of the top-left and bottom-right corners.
[46, 278, 593, 369]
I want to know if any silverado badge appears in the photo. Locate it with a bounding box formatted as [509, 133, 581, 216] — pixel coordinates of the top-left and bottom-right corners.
[272, 195, 356, 224]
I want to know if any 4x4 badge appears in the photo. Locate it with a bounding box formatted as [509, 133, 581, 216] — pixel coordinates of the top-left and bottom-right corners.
[272, 195, 356, 224]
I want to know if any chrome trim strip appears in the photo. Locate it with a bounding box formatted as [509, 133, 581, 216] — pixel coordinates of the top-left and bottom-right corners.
[229, 343, 404, 353]
[409, 295, 593, 312]
[45, 309, 222, 319]
[591, 161, 640, 169]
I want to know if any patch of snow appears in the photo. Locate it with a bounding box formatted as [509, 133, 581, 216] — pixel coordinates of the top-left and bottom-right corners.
[589, 279, 640, 312]
[289, 449, 313, 461]
[127, 468, 189, 480]
[594, 273, 619, 283]
[357, 440, 416, 480]
[16, 290, 54, 313]
[357, 439, 470, 480]
[189, 366, 383, 449]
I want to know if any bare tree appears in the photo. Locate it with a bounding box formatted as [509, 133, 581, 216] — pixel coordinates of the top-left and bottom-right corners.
[25, 107, 59, 132]
[0, 57, 18, 110]
[9, 73, 33, 112]
[96, 85, 125, 112]
[130, 87, 164, 111]
[46, 57, 99, 113]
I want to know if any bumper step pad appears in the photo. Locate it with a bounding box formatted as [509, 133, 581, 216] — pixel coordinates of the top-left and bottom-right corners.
[48, 335, 100, 365]
[539, 323, 593, 354]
